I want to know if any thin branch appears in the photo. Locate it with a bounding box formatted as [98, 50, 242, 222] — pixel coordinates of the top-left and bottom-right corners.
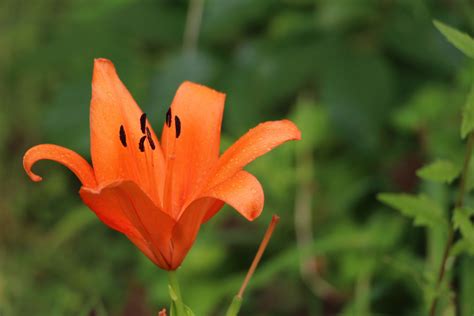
[183, 0, 205, 53]
[429, 132, 474, 316]
[294, 151, 347, 302]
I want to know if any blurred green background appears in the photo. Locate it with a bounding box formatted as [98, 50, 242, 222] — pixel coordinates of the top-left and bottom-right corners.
[1, 0, 474, 315]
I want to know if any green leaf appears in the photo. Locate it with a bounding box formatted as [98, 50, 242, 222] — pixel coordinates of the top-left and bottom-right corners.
[378, 193, 448, 229]
[453, 208, 474, 245]
[461, 85, 474, 138]
[170, 301, 196, 316]
[416, 159, 460, 183]
[433, 20, 474, 58]
[451, 239, 474, 257]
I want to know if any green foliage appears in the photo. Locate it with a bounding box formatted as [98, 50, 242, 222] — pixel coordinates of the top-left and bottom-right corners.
[434, 20, 474, 59]
[381, 19, 474, 316]
[2, 1, 474, 315]
[461, 85, 474, 139]
[453, 208, 474, 250]
[416, 160, 460, 184]
[291, 99, 329, 153]
[377, 193, 448, 230]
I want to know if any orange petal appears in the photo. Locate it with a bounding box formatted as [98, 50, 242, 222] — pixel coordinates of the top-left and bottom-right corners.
[170, 171, 263, 268]
[23, 144, 97, 188]
[201, 200, 224, 224]
[90, 58, 165, 205]
[169, 197, 214, 269]
[201, 170, 264, 221]
[161, 82, 225, 218]
[80, 180, 175, 269]
[207, 120, 301, 188]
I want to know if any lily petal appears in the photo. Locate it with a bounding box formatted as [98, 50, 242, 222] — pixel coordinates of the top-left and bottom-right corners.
[170, 197, 214, 269]
[90, 58, 165, 205]
[161, 81, 225, 218]
[201, 170, 264, 221]
[170, 171, 263, 268]
[80, 180, 175, 269]
[207, 120, 301, 188]
[23, 144, 97, 188]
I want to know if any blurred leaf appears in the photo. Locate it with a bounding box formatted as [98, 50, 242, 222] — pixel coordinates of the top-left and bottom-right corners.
[291, 99, 329, 153]
[434, 20, 474, 59]
[393, 85, 448, 132]
[461, 84, 474, 139]
[451, 239, 474, 257]
[269, 11, 315, 38]
[416, 159, 460, 183]
[202, 0, 274, 44]
[78, 300, 108, 316]
[44, 206, 96, 254]
[378, 193, 448, 229]
[316, 0, 378, 30]
[320, 49, 395, 152]
[384, 11, 458, 73]
[148, 52, 219, 121]
[460, 257, 474, 316]
[441, 300, 456, 316]
[453, 208, 474, 246]
[43, 82, 90, 155]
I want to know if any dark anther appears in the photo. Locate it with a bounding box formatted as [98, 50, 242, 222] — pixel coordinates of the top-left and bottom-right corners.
[175, 115, 181, 138]
[146, 127, 156, 150]
[140, 113, 147, 134]
[119, 125, 127, 147]
[138, 135, 147, 152]
[166, 108, 172, 127]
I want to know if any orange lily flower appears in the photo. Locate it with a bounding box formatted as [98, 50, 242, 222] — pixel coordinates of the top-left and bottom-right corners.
[23, 58, 301, 270]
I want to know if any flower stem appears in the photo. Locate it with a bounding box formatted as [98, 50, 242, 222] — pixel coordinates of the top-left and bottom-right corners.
[226, 215, 280, 316]
[225, 296, 242, 316]
[429, 132, 474, 316]
[183, 0, 205, 53]
[168, 270, 186, 316]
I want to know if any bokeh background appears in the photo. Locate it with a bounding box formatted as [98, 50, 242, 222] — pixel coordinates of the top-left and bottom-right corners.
[1, 0, 474, 315]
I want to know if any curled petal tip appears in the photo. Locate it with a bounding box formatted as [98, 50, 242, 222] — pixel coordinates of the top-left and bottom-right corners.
[23, 150, 43, 182]
[29, 173, 43, 182]
[22, 144, 97, 188]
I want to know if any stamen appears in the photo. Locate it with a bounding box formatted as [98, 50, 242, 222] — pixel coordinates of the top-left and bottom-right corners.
[146, 127, 156, 150]
[140, 113, 147, 134]
[175, 115, 181, 138]
[138, 135, 147, 152]
[166, 108, 172, 127]
[119, 125, 127, 147]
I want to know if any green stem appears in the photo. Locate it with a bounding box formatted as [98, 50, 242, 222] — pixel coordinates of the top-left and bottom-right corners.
[225, 215, 280, 316]
[168, 270, 186, 316]
[225, 296, 243, 316]
[429, 132, 474, 316]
